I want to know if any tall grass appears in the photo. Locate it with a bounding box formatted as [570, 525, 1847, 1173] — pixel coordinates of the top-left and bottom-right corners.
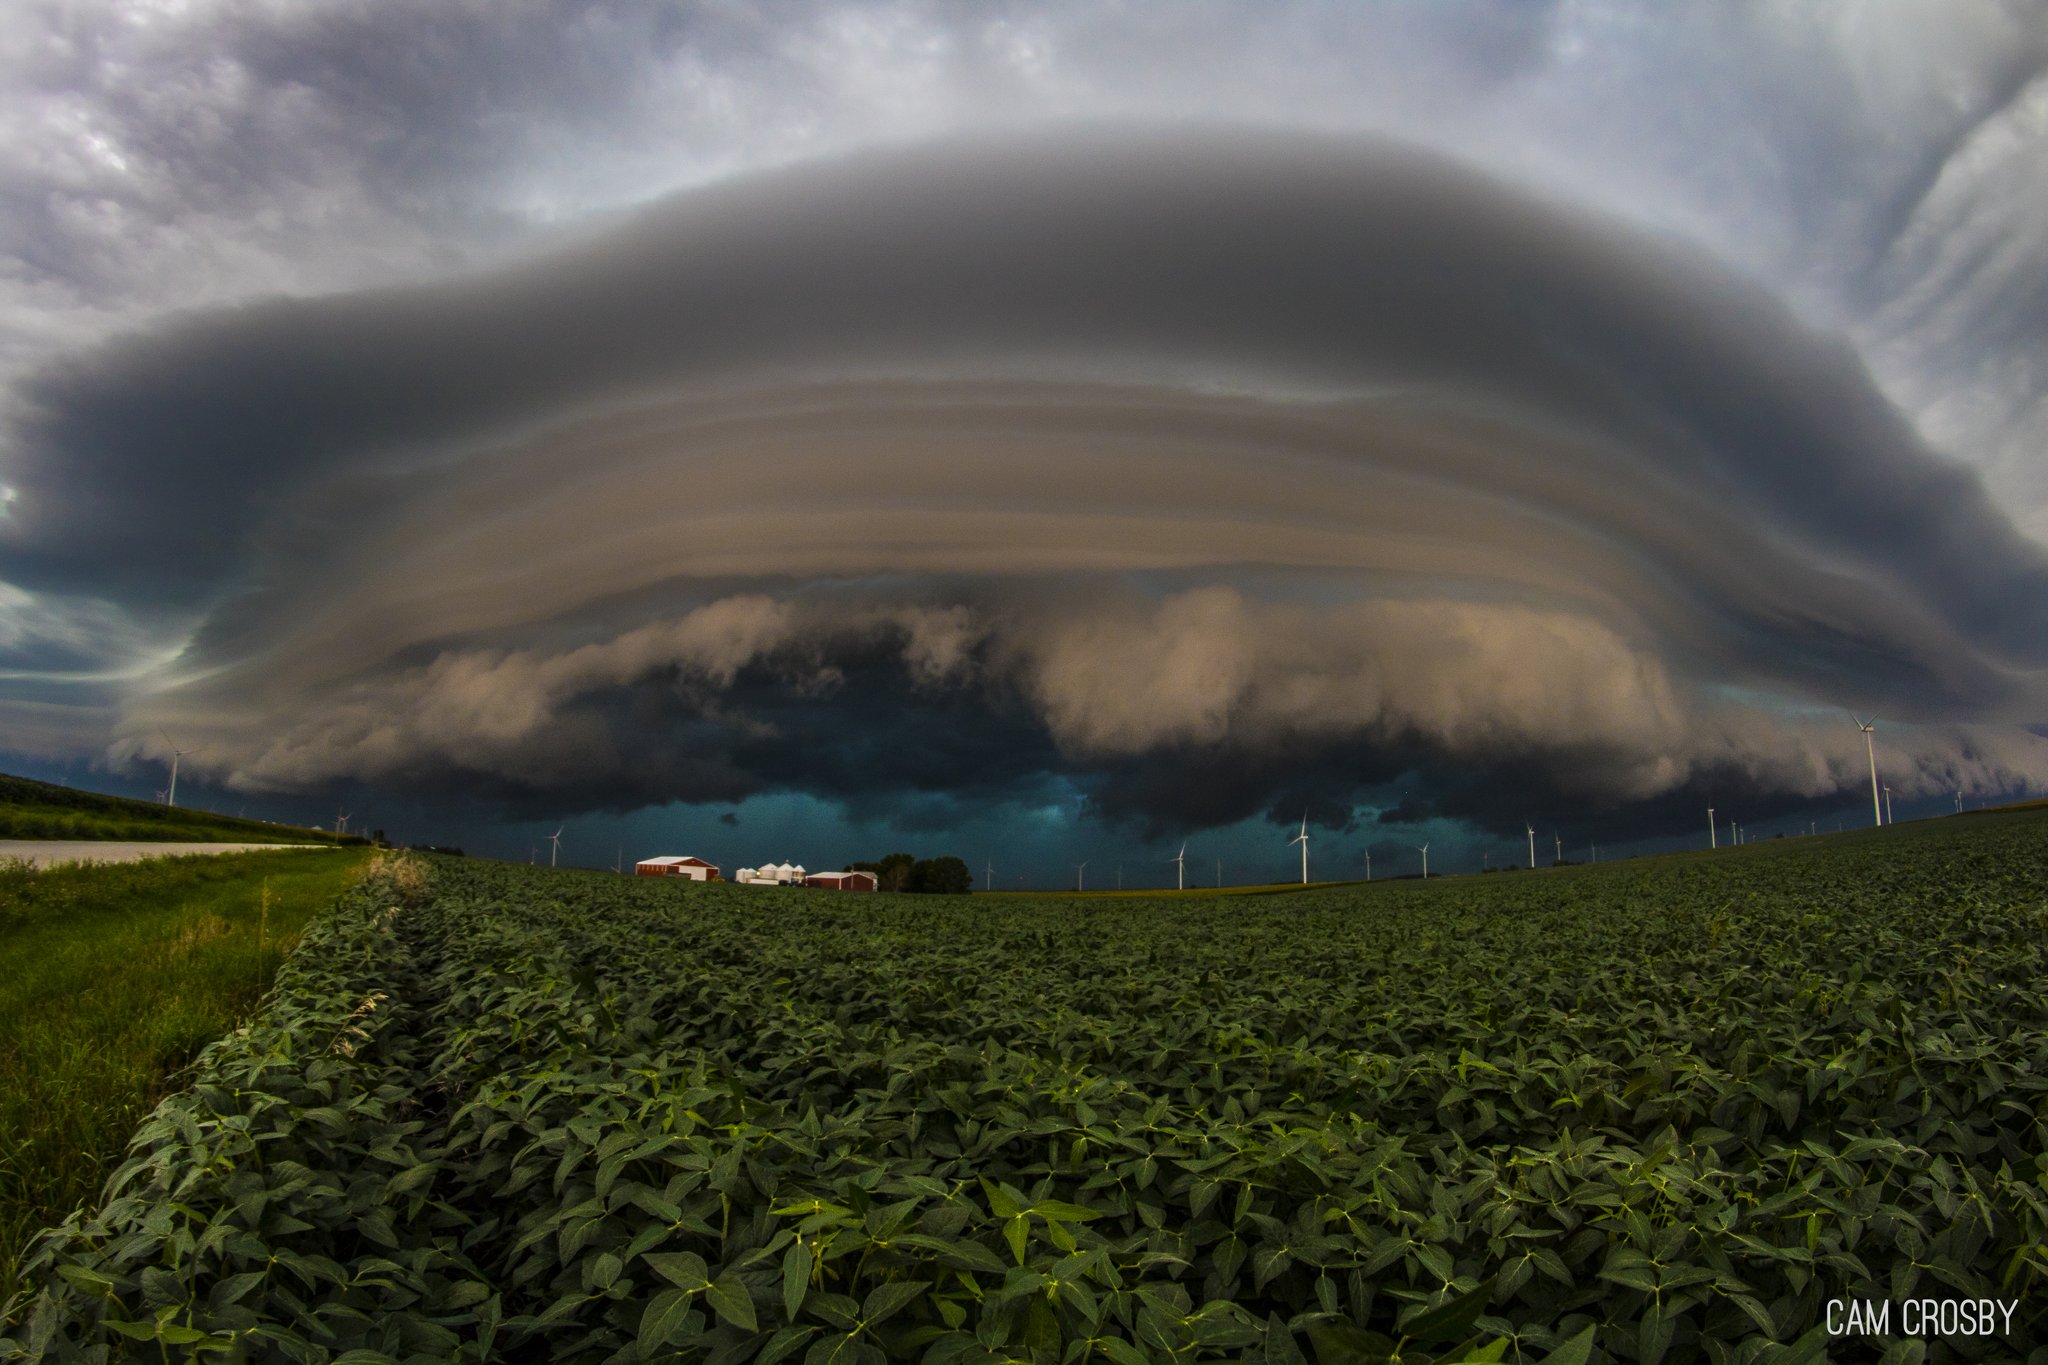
[0, 848, 370, 1301]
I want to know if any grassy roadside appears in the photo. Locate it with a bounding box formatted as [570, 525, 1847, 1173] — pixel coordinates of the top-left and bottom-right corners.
[0, 772, 354, 844]
[0, 848, 371, 1301]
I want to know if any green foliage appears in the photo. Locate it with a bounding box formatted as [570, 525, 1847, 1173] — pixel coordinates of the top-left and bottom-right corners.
[851, 853, 973, 894]
[0, 849, 372, 1302]
[906, 857, 972, 896]
[0, 772, 351, 845]
[6, 816, 2047, 1362]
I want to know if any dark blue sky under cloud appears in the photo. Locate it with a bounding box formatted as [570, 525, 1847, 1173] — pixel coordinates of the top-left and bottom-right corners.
[2, 2, 2046, 872]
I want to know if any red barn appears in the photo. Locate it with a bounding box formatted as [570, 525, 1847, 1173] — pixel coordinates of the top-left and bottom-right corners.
[634, 855, 719, 881]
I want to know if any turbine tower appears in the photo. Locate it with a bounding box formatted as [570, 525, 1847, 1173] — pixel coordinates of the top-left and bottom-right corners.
[1850, 714, 1882, 828]
[985, 859, 994, 891]
[1171, 842, 1186, 891]
[1289, 815, 1309, 884]
[1526, 822, 1536, 869]
[547, 827, 563, 867]
[1363, 849, 1371, 882]
[1076, 861, 1087, 892]
[1553, 831, 1562, 865]
[1416, 843, 1429, 879]
[1883, 785, 1893, 825]
[159, 730, 195, 807]
[1708, 806, 1716, 849]
[1954, 789, 1963, 814]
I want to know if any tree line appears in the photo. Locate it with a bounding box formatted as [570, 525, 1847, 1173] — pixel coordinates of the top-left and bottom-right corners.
[846, 852, 972, 894]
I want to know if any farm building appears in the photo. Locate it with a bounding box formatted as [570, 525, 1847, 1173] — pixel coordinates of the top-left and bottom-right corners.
[804, 870, 877, 892]
[634, 855, 719, 881]
[734, 862, 806, 885]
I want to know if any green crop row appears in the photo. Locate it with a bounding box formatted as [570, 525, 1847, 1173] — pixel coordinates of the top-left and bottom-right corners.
[5, 814, 2046, 1364]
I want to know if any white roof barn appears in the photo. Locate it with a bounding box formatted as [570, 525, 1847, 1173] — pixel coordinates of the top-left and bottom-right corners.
[634, 855, 719, 881]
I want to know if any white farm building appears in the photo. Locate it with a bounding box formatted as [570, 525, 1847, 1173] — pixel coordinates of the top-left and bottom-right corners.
[734, 862, 806, 885]
[634, 855, 719, 881]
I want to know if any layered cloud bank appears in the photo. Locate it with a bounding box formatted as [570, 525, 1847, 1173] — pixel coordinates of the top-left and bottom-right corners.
[1, 130, 2029, 838]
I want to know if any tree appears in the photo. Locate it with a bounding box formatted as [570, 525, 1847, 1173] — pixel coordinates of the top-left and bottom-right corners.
[907, 855, 972, 895]
[849, 852, 971, 894]
[850, 852, 916, 892]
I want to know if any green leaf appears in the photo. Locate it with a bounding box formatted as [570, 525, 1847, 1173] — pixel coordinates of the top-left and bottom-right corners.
[783, 1241, 811, 1321]
[890, 1234, 1008, 1275]
[1769, 1324, 1834, 1365]
[1306, 1318, 1391, 1365]
[1263, 1314, 1309, 1365]
[1031, 1201, 1101, 1223]
[1399, 1277, 1495, 1344]
[55, 1265, 116, 1297]
[707, 1269, 759, 1332]
[861, 1280, 928, 1327]
[645, 1251, 712, 1291]
[758, 1326, 819, 1365]
[1004, 1215, 1029, 1266]
[981, 1179, 1025, 1219]
[1535, 1325, 1596, 1365]
[1098, 1337, 1153, 1365]
[639, 1287, 695, 1355]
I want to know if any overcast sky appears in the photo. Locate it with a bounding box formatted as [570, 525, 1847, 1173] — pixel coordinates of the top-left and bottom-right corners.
[2, 0, 2045, 874]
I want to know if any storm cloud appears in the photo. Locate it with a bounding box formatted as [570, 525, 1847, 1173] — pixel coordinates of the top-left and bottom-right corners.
[4, 7, 2047, 853]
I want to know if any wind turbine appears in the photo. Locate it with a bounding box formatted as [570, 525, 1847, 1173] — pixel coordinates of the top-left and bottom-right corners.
[1076, 861, 1087, 892]
[1526, 822, 1536, 868]
[1707, 806, 1716, 849]
[1215, 857, 1222, 888]
[1416, 843, 1429, 879]
[1850, 714, 1882, 828]
[612, 848, 623, 874]
[1171, 842, 1186, 891]
[159, 730, 195, 807]
[1954, 789, 1963, 814]
[985, 858, 994, 891]
[1553, 831, 1562, 866]
[1289, 815, 1309, 884]
[336, 810, 352, 836]
[1883, 785, 1893, 825]
[547, 827, 563, 867]
[1363, 848, 1372, 882]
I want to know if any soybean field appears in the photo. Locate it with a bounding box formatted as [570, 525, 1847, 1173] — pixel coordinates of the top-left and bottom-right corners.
[6, 814, 2047, 1364]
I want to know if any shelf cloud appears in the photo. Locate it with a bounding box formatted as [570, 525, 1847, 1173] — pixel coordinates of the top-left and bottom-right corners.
[0, 128, 2031, 839]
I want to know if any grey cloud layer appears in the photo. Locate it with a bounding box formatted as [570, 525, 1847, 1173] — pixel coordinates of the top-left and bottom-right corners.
[7, 128, 2046, 833]
[14, 134, 2048, 681]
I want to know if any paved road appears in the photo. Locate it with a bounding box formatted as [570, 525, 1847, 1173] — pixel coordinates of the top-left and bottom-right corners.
[0, 841, 336, 868]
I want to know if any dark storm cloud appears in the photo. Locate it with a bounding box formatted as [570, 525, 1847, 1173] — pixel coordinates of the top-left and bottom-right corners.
[5, 128, 2042, 837]
[10, 129, 2048, 657]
